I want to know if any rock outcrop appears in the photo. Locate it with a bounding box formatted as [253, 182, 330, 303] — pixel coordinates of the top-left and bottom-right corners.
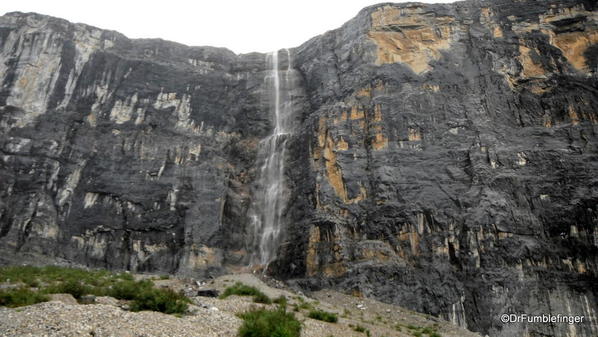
[1, 1, 597, 336]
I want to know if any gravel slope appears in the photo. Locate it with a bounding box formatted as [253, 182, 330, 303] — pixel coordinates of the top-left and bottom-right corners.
[0, 273, 482, 337]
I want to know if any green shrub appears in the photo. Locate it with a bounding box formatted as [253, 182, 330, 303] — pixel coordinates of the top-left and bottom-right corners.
[295, 297, 315, 311]
[24, 278, 40, 288]
[238, 308, 301, 337]
[421, 327, 435, 334]
[253, 292, 272, 304]
[273, 295, 287, 306]
[51, 280, 89, 299]
[220, 282, 271, 304]
[0, 287, 49, 307]
[220, 282, 262, 298]
[109, 279, 153, 300]
[308, 309, 338, 323]
[0, 265, 190, 315]
[130, 287, 189, 314]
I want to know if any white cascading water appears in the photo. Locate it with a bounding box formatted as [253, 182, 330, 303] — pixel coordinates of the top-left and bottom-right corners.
[249, 49, 294, 266]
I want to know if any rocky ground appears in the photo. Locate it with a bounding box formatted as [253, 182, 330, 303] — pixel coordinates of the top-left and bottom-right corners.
[0, 273, 482, 337]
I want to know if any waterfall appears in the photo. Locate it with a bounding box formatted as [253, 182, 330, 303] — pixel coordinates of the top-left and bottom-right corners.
[249, 49, 294, 266]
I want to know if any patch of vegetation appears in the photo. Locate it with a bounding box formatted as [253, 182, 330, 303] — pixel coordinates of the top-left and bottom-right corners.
[220, 282, 272, 304]
[238, 307, 301, 337]
[308, 309, 338, 323]
[220, 282, 262, 298]
[273, 295, 287, 307]
[45, 279, 90, 299]
[0, 287, 49, 307]
[295, 296, 315, 311]
[253, 292, 272, 304]
[0, 265, 132, 288]
[351, 324, 370, 334]
[0, 266, 189, 314]
[406, 324, 442, 337]
[109, 279, 153, 300]
[353, 326, 364, 332]
[130, 287, 190, 314]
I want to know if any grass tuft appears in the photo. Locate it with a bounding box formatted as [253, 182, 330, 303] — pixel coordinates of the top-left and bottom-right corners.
[308, 309, 338, 323]
[350, 324, 370, 335]
[238, 307, 301, 337]
[129, 287, 190, 314]
[405, 324, 442, 337]
[220, 282, 271, 304]
[273, 295, 287, 306]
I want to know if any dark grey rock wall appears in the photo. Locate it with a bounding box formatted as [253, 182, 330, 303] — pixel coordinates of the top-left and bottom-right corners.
[1, 1, 597, 336]
[0, 11, 276, 276]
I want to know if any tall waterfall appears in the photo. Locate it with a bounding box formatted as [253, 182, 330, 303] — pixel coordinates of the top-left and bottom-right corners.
[249, 49, 295, 266]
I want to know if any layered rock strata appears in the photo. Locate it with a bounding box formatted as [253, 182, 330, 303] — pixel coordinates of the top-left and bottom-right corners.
[1, 1, 597, 336]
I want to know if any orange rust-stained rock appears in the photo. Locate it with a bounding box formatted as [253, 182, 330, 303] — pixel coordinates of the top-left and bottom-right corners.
[332, 110, 348, 125]
[518, 45, 547, 78]
[322, 262, 347, 277]
[493, 26, 504, 38]
[408, 128, 422, 141]
[543, 114, 553, 128]
[350, 106, 365, 120]
[368, 5, 456, 74]
[374, 104, 383, 122]
[356, 81, 386, 98]
[550, 31, 598, 71]
[399, 229, 420, 256]
[356, 87, 371, 98]
[306, 226, 320, 276]
[358, 242, 396, 262]
[422, 84, 440, 92]
[509, 5, 598, 72]
[305, 225, 348, 277]
[315, 117, 368, 204]
[372, 125, 388, 150]
[568, 106, 580, 125]
[480, 7, 504, 38]
[323, 134, 346, 201]
[336, 137, 349, 151]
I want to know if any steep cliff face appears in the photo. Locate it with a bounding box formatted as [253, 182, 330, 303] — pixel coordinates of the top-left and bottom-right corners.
[1, 1, 597, 336]
[277, 1, 598, 337]
[0, 11, 284, 275]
